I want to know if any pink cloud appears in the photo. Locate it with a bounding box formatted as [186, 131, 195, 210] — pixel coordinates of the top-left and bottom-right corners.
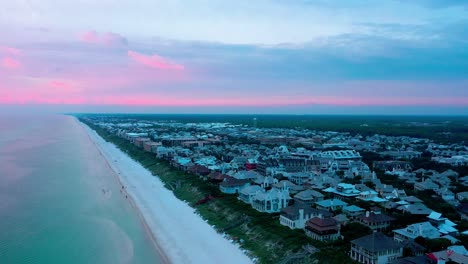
[1, 57, 22, 69]
[0, 46, 21, 55]
[79, 31, 127, 47]
[128, 51, 184, 70]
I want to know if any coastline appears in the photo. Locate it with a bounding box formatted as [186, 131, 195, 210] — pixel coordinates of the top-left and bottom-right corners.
[77, 118, 253, 264]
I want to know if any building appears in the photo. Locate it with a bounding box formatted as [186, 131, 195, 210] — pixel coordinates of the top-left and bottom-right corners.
[280, 205, 332, 229]
[456, 191, 468, 201]
[238, 185, 263, 204]
[315, 199, 348, 211]
[351, 232, 403, 264]
[143, 141, 162, 152]
[393, 222, 440, 242]
[324, 183, 361, 200]
[251, 188, 291, 213]
[320, 150, 362, 161]
[134, 137, 151, 148]
[245, 159, 257, 170]
[356, 212, 395, 231]
[294, 189, 324, 207]
[305, 217, 341, 241]
[287, 172, 312, 185]
[373, 161, 413, 172]
[343, 205, 366, 218]
[219, 177, 250, 194]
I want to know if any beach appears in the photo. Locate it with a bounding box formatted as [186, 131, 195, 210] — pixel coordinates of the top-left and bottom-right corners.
[79, 119, 253, 264]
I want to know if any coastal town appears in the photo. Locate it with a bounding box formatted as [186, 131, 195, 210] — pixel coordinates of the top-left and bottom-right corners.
[82, 115, 468, 264]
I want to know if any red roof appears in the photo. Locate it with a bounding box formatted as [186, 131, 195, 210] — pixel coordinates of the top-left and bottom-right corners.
[306, 217, 339, 232]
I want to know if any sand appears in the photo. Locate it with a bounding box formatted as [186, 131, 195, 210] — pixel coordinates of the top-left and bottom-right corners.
[80, 120, 253, 264]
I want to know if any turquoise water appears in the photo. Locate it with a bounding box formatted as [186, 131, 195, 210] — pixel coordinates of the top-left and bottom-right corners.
[0, 115, 162, 264]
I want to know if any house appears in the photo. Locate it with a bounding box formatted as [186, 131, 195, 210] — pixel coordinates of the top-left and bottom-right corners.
[219, 177, 250, 194]
[245, 159, 257, 170]
[134, 137, 151, 148]
[427, 211, 458, 236]
[207, 171, 229, 183]
[273, 180, 305, 194]
[251, 187, 291, 213]
[427, 246, 468, 264]
[293, 189, 324, 207]
[373, 161, 413, 172]
[342, 205, 366, 218]
[456, 191, 468, 202]
[280, 205, 332, 229]
[393, 222, 440, 242]
[238, 185, 263, 204]
[232, 170, 261, 181]
[333, 214, 350, 226]
[396, 203, 432, 216]
[390, 255, 431, 264]
[305, 217, 341, 241]
[143, 141, 162, 152]
[187, 164, 211, 177]
[155, 146, 176, 159]
[287, 172, 312, 185]
[414, 179, 439, 191]
[253, 175, 278, 189]
[324, 183, 361, 200]
[356, 212, 395, 231]
[402, 196, 423, 204]
[315, 199, 348, 211]
[358, 190, 388, 203]
[351, 232, 403, 264]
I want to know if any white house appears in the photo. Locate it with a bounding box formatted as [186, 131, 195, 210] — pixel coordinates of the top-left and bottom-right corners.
[351, 232, 403, 264]
[251, 187, 291, 213]
[238, 185, 263, 204]
[393, 222, 440, 242]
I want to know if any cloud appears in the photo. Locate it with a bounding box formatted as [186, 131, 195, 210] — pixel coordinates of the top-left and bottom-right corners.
[79, 30, 128, 47]
[0, 46, 21, 55]
[1, 57, 22, 69]
[128, 51, 184, 70]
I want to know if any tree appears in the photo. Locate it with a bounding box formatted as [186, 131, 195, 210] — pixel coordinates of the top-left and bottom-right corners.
[426, 238, 452, 252]
[403, 247, 414, 257]
[341, 223, 372, 242]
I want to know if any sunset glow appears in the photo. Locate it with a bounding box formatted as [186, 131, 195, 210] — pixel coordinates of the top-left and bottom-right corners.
[0, 1, 467, 114]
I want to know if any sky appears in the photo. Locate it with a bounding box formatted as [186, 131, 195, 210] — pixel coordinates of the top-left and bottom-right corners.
[0, 0, 467, 115]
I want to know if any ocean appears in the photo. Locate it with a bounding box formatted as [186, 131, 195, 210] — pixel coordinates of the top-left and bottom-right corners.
[0, 115, 162, 264]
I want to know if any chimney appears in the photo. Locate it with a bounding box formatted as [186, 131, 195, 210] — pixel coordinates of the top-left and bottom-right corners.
[366, 211, 370, 218]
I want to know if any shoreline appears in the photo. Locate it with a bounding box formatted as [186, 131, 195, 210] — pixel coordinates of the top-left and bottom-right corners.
[77, 118, 253, 264]
[77, 118, 171, 264]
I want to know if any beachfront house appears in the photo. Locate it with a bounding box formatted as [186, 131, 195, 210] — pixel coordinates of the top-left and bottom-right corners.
[238, 185, 263, 204]
[219, 177, 250, 194]
[305, 216, 341, 241]
[280, 205, 332, 229]
[251, 188, 291, 213]
[350, 232, 403, 264]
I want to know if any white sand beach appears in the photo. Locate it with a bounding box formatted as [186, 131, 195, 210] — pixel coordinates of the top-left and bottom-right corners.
[80, 120, 253, 264]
